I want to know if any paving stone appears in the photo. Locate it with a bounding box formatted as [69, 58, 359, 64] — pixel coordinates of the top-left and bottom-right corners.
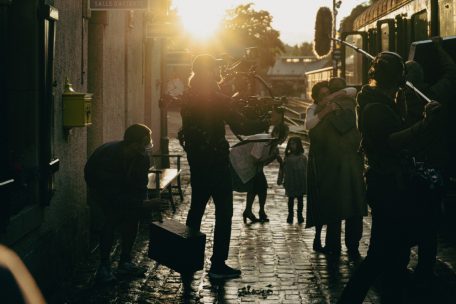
[61, 119, 456, 303]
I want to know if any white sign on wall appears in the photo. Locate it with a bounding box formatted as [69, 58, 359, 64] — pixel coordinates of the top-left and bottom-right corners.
[90, 0, 148, 10]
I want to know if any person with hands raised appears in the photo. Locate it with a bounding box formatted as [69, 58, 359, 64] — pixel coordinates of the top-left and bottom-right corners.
[338, 51, 444, 304]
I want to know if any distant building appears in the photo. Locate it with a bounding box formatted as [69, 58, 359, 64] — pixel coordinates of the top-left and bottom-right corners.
[267, 56, 331, 99]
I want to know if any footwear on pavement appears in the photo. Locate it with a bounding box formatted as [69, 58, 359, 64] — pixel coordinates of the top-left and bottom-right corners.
[116, 261, 147, 277]
[208, 263, 241, 279]
[95, 265, 116, 284]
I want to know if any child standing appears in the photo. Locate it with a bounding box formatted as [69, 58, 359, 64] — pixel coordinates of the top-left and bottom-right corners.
[277, 136, 307, 224]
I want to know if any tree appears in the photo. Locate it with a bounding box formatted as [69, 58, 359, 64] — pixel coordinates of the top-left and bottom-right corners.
[284, 42, 315, 56]
[219, 3, 285, 71]
[299, 42, 314, 56]
[339, 4, 369, 33]
[167, 3, 284, 74]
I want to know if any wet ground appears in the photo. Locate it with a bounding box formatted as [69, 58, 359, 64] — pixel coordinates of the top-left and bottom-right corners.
[58, 110, 456, 304]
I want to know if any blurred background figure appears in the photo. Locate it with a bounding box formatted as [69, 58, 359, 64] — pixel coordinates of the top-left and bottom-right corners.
[244, 106, 289, 223]
[230, 133, 276, 224]
[277, 136, 308, 224]
[166, 69, 185, 98]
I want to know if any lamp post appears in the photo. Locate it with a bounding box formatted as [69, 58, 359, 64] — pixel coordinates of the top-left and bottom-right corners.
[148, 0, 172, 167]
[332, 0, 342, 77]
[159, 38, 170, 167]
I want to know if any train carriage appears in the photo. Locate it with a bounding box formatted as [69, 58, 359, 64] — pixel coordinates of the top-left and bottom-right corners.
[337, 0, 456, 214]
[341, 0, 456, 86]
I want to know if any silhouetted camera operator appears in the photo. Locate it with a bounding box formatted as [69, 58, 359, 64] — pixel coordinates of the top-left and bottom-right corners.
[179, 54, 268, 279]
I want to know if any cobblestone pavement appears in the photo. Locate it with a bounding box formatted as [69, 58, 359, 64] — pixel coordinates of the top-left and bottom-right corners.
[61, 125, 456, 303]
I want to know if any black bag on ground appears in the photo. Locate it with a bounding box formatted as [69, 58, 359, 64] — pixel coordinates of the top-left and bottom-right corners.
[149, 219, 206, 274]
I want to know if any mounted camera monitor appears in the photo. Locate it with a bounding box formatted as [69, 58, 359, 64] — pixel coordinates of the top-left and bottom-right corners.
[408, 36, 456, 85]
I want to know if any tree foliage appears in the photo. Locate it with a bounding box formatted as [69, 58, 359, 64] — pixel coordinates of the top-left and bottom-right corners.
[284, 42, 314, 56]
[219, 3, 285, 71]
[339, 4, 369, 32]
[168, 3, 285, 73]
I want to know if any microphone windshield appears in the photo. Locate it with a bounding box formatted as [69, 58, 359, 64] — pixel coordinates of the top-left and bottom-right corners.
[313, 7, 333, 58]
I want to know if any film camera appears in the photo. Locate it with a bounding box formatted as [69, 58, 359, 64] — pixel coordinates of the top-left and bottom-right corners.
[408, 36, 456, 86]
[218, 47, 285, 123]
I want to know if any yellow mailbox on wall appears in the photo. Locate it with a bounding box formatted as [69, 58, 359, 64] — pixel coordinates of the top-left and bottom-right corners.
[62, 78, 92, 127]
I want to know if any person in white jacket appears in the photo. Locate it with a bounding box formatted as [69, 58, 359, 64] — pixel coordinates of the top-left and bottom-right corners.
[305, 86, 357, 130]
[230, 107, 289, 224]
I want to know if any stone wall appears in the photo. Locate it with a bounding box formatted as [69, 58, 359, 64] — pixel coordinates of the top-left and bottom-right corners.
[1, 0, 162, 298]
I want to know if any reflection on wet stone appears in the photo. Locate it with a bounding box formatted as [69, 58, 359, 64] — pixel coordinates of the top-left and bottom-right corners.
[60, 133, 456, 304]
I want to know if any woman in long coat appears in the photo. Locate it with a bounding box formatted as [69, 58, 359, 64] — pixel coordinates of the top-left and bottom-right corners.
[305, 79, 367, 258]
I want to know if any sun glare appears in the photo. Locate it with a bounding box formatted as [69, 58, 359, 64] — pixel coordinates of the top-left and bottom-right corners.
[173, 0, 225, 41]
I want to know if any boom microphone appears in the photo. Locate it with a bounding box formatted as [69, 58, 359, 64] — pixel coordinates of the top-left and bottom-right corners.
[313, 7, 333, 58]
[332, 37, 432, 103]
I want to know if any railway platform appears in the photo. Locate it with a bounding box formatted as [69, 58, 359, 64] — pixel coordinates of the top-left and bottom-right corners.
[58, 111, 456, 304]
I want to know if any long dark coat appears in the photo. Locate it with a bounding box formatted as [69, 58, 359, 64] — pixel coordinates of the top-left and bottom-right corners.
[306, 97, 367, 228]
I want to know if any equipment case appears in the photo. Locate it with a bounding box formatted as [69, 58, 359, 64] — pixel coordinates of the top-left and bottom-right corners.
[149, 219, 206, 274]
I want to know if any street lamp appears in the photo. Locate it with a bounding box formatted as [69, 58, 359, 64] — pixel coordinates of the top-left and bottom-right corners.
[332, 0, 342, 77]
[148, 0, 172, 167]
[159, 38, 170, 167]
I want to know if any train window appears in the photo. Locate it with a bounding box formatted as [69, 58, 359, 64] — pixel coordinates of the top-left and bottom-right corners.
[439, 0, 456, 36]
[411, 10, 428, 42]
[381, 23, 390, 50]
[395, 15, 408, 58]
[377, 19, 395, 51]
[343, 33, 365, 86]
[368, 29, 377, 55]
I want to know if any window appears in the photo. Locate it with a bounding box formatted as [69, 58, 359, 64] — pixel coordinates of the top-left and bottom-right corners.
[377, 19, 395, 51]
[380, 23, 390, 50]
[395, 14, 409, 58]
[368, 28, 377, 55]
[285, 58, 300, 63]
[411, 10, 428, 42]
[344, 33, 365, 86]
[439, 0, 456, 36]
[1, 4, 58, 242]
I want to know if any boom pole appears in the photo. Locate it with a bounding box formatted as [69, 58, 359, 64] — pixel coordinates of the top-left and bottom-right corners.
[331, 37, 374, 59]
[332, 37, 432, 103]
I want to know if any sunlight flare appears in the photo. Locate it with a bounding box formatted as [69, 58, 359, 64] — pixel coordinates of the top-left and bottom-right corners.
[173, 0, 225, 41]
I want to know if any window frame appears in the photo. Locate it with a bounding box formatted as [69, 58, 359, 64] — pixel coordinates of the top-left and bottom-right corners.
[377, 19, 396, 52]
[341, 31, 368, 87]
